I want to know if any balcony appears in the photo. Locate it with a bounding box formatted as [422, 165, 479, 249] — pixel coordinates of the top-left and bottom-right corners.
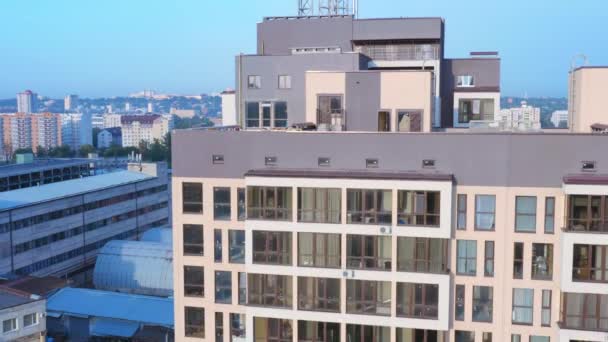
[560, 293, 608, 332]
[566, 195, 608, 233]
[354, 43, 440, 62]
[346, 280, 391, 316]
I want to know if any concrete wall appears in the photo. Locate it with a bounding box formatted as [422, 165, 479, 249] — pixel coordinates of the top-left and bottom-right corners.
[0, 299, 46, 342]
[570, 67, 608, 133]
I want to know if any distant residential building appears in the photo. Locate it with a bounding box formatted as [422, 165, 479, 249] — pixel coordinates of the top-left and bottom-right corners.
[569, 66, 608, 132]
[498, 101, 541, 130]
[121, 114, 172, 147]
[550, 110, 569, 128]
[103, 113, 122, 128]
[61, 113, 92, 150]
[16, 90, 37, 114]
[91, 114, 104, 129]
[107, 104, 113, 113]
[125, 102, 131, 112]
[169, 108, 198, 118]
[0, 163, 169, 280]
[64, 94, 79, 112]
[1, 113, 62, 153]
[147, 102, 155, 113]
[97, 127, 122, 148]
[0, 288, 46, 341]
[220, 89, 237, 126]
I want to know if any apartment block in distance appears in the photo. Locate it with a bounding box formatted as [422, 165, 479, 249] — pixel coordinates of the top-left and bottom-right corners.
[121, 114, 173, 147]
[0, 113, 62, 153]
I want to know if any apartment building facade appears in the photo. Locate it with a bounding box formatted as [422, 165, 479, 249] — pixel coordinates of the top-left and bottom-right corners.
[172, 130, 608, 342]
[1, 113, 62, 153]
[121, 114, 173, 147]
[60, 113, 93, 150]
[0, 163, 170, 281]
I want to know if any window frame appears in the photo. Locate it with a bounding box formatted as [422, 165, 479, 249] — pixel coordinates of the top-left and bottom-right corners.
[184, 265, 205, 298]
[567, 195, 608, 232]
[531, 243, 553, 281]
[515, 196, 538, 233]
[396, 237, 448, 274]
[377, 110, 391, 132]
[541, 289, 552, 327]
[475, 195, 496, 231]
[457, 75, 475, 87]
[572, 244, 608, 283]
[237, 188, 246, 221]
[247, 75, 261, 89]
[228, 230, 245, 264]
[513, 242, 524, 279]
[213, 187, 231, 221]
[298, 232, 341, 269]
[2, 318, 17, 333]
[297, 277, 341, 313]
[183, 224, 204, 256]
[346, 189, 392, 225]
[297, 187, 341, 224]
[456, 240, 477, 276]
[472, 285, 494, 323]
[396, 282, 439, 320]
[457, 194, 467, 230]
[346, 279, 392, 316]
[544, 197, 555, 234]
[346, 234, 392, 271]
[182, 182, 203, 214]
[215, 271, 232, 304]
[278, 75, 292, 89]
[511, 288, 534, 325]
[214, 229, 223, 263]
[455, 284, 465, 321]
[248, 274, 292, 308]
[397, 190, 441, 227]
[252, 230, 292, 266]
[185, 307, 205, 338]
[484, 241, 495, 277]
[247, 186, 293, 221]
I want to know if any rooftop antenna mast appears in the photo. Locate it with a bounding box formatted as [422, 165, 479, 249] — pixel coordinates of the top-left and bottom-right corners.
[298, 0, 315, 16]
[318, 0, 356, 16]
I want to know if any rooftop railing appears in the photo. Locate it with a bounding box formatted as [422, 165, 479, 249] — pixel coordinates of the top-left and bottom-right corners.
[354, 43, 440, 61]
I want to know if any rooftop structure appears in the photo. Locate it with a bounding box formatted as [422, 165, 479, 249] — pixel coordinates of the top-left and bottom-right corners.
[569, 66, 608, 133]
[0, 157, 94, 192]
[0, 283, 47, 341]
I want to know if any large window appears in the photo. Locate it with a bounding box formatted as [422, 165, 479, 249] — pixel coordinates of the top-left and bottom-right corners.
[214, 187, 231, 221]
[472, 286, 493, 323]
[184, 224, 204, 256]
[457, 194, 467, 230]
[484, 241, 495, 277]
[184, 266, 204, 297]
[185, 307, 205, 338]
[475, 195, 495, 230]
[346, 189, 392, 225]
[230, 313, 246, 342]
[347, 235, 391, 271]
[23, 313, 38, 327]
[183, 182, 203, 213]
[247, 186, 292, 221]
[513, 242, 524, 279]
[248, 75, 261, 89]
[396, 283, 439, 319]
[346, 280, 391, 316]
[229, 230, 245, 264]
[544, 197, 555, 233]
[397, 329, 444, 342]
[397, 110, 422, 132]
[397, 190, 440, 227]
[455, 285, 465, 321]
[515, 196, 537, 232]
[512, 288, 533, 325]
[378, 111, 391, 132]
[298, 321, 340, 342]
[246, 102, 260, 128]
[253, 231, 292, 265]
[561, 293, 608, 331]
[573, 244, 608, 282]
[2, 318, 17, 333]
[248, 274, 293, 308]
[317, 95, 344, 127]
[298, 277, 340, 312]
[215, 271, 232, 304]
[245, 102, 288, 128]
[456, 240, 477, 275]
[298, 233, 340, 268]
[346, 325, 390, 342]
[274, 102, 288, 128]
[297, 188, 341, 224]
[397, 237, 448, 273]
[455, 331, 475, 342]
[278, 75, 292, 89]
[568, 195, 608, 232]
[531, 243, 553, 280]
[458, 99, 494, 123]
[254, 317, 292, 342]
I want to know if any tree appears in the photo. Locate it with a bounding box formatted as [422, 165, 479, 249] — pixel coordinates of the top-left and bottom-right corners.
[78, 144, 96, 157]
[48, 145, 74, 158]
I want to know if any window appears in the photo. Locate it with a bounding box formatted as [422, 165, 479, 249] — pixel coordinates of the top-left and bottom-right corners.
[455, 285, 465, 321]
[184, 224, 204, 256]
[483, 333, 492, 342]
[561, 293, 608, 331]
[297, 188, 341, 224]
[513, 242, 524, 279]
[214, 229, 222, 262]
[457, 194, 467, 230]
[567, 195, 608, 232]
[2, 318, 17, 333]
[531, 243, 553, 280]
[512, 335, 521, 342]
[230, 313, 246, 342]
[274, 101, 288, 128]
[298, 232, 341, 268]
[530, 337, 550, 342]
[229, 230, 245, 263]
[457, 75, 474, 87]
[317, 95, 344, 126]
[237, 188, 246, 221]
[516, 196, 537, 232]
[397, 190, 441, 227]
[215, 271, 232, 304]
[298, 321, 340, 342]
[397, 237, 448, 273]
[346, 280, 391, 316]
[248, 274, 292, 308]
[278, 75, 292, 89]
[472, 286, 493, 323]
[378, 111, 391, 132]
[185, 307, 205, 338]
[23, 313, 38, 327]
[544, 197, 555, 233]
[458, 99, 494, 123]
[238, 272, 246, 305]
[183, 182, 203, 213]
[484, 241, 495, 277]
[455, 331, 475, 342]
[512, 288, 533, 325]
[246, 102, 260, 128]
[397, 111, 422, 132]
[254, 317, 292, 342]
[253, 231, 292, 265]
[396, 283, 439, 319]
[347, 235, 391, 271]
[456, 240, 477, 275]
[247, 186, 293, 221]
[397, 329, 443, 342]
[475, 195, 495, 230]
[346, 324, 390, 342]
[216, 312, 224, 342]
[346, 189, 392, 225]
[214, 187, 231, 221]
[184, 266, 204, 297]
[298, 277, 341, 312]
[248, 75, 261, 89]
[541, 290, 552, 327]
[572, 244, 608, 282]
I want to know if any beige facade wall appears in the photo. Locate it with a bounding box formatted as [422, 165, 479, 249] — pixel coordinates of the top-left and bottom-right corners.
[570, 68, 608, 133]
[380, 71, 433, 133]
[305, 72, 346, 123]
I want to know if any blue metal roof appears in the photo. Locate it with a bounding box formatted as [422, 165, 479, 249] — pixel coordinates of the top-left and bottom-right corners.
[47, 288, 173, 327]
[90, 318, 139, 338]
[141, 228, 173, 245]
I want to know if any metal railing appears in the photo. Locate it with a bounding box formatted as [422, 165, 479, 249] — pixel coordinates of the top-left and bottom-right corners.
[354, 43, 440, 61]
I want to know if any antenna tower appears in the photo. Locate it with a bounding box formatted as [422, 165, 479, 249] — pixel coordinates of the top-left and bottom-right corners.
[298, 0, 358, 17]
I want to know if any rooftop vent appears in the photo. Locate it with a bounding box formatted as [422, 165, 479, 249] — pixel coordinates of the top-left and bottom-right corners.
[423, 159, 436, 169]
[318, 157, 331, 167]
[212, 155, 224, 165]
[366, 158, 379, 169]
[582, 161, 596, 172]
[265, 156, 277, 166]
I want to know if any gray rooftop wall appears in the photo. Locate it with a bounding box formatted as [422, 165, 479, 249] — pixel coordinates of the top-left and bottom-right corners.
[173, 130, 608, 188]
[352, 18, 443, 41]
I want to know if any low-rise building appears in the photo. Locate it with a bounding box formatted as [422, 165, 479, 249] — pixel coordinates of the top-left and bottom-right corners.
[551, 110, 569, 128]
[97, 127, 122, 148]
[0, 289, 46, 342]
[498, 101, 541, 130]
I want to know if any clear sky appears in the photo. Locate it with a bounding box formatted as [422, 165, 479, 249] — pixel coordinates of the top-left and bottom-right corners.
[1, 0, 606, 98]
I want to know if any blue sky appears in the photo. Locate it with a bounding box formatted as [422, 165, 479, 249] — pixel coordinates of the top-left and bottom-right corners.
[1, 0, 606, 98]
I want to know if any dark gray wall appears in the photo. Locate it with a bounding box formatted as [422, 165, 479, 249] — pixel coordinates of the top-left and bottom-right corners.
[345, 72, 381, 131]
[173, 130, 608, 188]
[353, 18, 443, 41]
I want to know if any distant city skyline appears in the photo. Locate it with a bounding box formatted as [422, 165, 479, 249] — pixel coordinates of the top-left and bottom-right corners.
[1, 0, 606, 98]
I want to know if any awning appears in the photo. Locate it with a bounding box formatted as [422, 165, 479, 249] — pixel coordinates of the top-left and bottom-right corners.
[90, 318, 139, 338]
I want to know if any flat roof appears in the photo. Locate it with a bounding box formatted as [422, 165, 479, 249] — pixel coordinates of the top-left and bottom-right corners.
[246, 169, 453, 182]
[0, 170, 152, 211]
[0, 290, 37, 310]
[0, 158, 91, 177]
